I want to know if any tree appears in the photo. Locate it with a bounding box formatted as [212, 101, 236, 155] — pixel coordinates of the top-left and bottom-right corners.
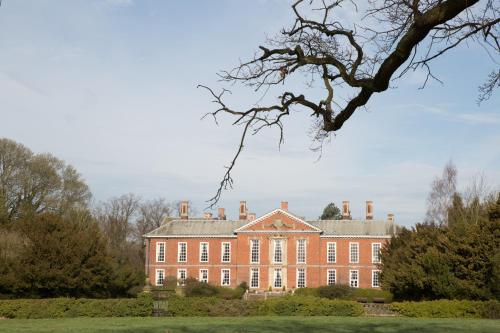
[425, 160, 457, 225]
[135, 198, 172, 240]
[0, 138, 91, 222]
[319, 202, 342, 220]
[200, 0, 499, 206]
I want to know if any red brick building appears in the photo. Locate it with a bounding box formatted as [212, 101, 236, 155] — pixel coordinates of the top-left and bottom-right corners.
[144, 201, 396, 291]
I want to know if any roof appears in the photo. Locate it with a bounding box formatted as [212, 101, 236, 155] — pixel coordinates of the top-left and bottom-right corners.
[144, 219, 247, 237]
[144, 214, 395, 238]
[309, 219, 395, 236]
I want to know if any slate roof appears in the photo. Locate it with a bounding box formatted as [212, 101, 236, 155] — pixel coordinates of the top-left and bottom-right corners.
[144, 214, 395, 238]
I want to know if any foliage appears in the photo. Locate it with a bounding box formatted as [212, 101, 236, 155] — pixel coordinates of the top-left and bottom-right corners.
[381, 193, 500, 301]
[182, 278, 246, 299]
[296, 285, 392, 303]
[0, 138, 91, 222]
[163, 296, 363, 317]
[0, 293, 153, 319]
[391, 300, 500, 319]
[320, 202, 342, 220]
[293, 287, 319, 297]
[317, 284, 352, 300]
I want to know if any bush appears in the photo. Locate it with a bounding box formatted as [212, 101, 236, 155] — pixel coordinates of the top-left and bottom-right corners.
[184, 278, 218, 297]
[318, 284, 352, 300]
[351, 288, 393, 303]
[294, 287, 319, 297]
[164, 296, 363, 317]
[391, 299, 500, 318]
[0, 293, 153, 319]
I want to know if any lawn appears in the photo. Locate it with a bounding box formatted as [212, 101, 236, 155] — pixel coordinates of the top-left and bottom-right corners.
[0, 316, 499, 333]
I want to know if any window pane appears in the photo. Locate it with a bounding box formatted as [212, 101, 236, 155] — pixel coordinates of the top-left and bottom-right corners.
[157, 242, 165, 262]
[350, 243, 359, 263]
[327, 269, 336, 285]
[297, 268, 306, 288]
[200, 242, 209, 262]
[178, 243, 187, 262]
[327, 242, 336, 263]
[273, 239, 282, 263]
[372, 243, 381, 263]
[372, 270, 380, 288]
[222, 243, 231, 262]
[273, 268, 282, 288]
[250, 268, 259, 288]
[297, 239, 306, 264]
[350, 270, 359, 288]
[251, 240, 260, 263]
[156, 269, 164, 286]
[221, 269, 230, 286]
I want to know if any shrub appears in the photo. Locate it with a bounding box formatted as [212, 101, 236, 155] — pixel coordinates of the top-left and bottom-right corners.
[257, 296, 364, 316]
[294, 287, 319, 297]
[391, 299, 500, 318]
[0, 293, 153, 319]
[184, 278, 218, 297]
[351, 288, 393, 303]
[318, 284, 352, 300]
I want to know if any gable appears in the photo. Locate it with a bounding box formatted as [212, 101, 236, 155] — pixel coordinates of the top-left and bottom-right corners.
[235, 209, 321, 233]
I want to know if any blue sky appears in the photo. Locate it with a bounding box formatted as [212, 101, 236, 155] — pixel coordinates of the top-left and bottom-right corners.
[0, 0, 499, 225]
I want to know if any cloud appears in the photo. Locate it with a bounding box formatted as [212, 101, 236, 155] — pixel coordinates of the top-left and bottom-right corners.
[103, 0, 133, 7]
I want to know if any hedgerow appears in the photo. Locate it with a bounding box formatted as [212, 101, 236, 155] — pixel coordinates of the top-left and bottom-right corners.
[391, 299, 500, 319]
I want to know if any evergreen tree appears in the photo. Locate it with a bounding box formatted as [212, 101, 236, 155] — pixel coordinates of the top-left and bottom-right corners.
[320, 202, 342, 220]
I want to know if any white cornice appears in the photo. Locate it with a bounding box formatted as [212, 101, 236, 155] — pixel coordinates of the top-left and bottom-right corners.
[234, 209, 322, 232]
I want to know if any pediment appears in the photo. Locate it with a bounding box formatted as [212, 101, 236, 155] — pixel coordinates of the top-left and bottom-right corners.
[235, 209, 321, 233]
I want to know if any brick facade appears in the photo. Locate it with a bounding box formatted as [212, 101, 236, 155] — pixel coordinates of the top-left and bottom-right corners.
[144, 203, 394, 291]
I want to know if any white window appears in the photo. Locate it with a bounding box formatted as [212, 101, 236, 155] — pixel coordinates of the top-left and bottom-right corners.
[349, 270, 359, 288]
[372, 270, 381, 288]
[221, 242, 231, 263]
[199, 269, 208, 283]
[250, 239, 260, 263]
[296, 268, 306, 288]
[273, 239, 283, 264]
[327, 242, 336, 263]
[221, 269, 230, 286]
[327, 269, 336, 286]
[155, 269, 165, 286]
[250, 268, 259, 288]
[273, 268, 283, 288]
[177, 269, 187, 286]
[297, 239, 306, 264]
[200, 242, 209, 263]
[178, 242, 187, 262]
[372, 243, 381, 263]
[349, 242, 359, 263]
[156, 242, 165, 262]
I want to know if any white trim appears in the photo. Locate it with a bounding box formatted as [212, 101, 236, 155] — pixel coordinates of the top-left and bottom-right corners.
[199, 242, 209, 263]
[221, 268, 231, 286]
[145, 235, 237, 238]
[234, 209, 322, 232]
[327, 269, 336, 285]
[327, 242, 336, 263]
[349, 242, 359, 264]
[296, 268, 306, 288]
[296, 239, 306, 264]
[155, 269, 165, 286]
[372, 269, 381, 288]
[250, 239, 260, 264]
[199, 268, 209, 283]
[221, 242, 231, 263]
[156, 242, 166, 263]
[349, 269, 359, 288]
[372, 243, 382, 263]
[177, 268, 187, 286]
[249, 267, 259, 289]
[178, 242, 187, 262]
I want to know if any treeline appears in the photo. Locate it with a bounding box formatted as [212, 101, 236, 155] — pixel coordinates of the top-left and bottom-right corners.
[381, 162, 500, 301]
[0, 138, 180, 298]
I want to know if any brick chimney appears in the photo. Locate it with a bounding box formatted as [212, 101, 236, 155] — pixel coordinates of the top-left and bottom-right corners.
[280, 201, 288, 211]
[248, 213, 256, 221]
[203, 212, 213, 220]
[366, 201, 374, 220]
[180, 201, 188, 220]
[239, 201, 247, 220]
[342, 201, 351, 219]
[387, 213, 395, 222]
[218, 207, 226, 220]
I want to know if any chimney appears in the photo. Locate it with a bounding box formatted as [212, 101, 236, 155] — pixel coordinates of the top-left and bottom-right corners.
[387, 213, 395, 222]
[366, 201, 374, 220]
[218, 207, 226, 220]
[248, 213, 256, 221]
[280, 201, 288, 211]
[239, 201, 247, 220]
[203, 212, 213, 220]
[342, 201, 350, 219]
[180, 201, 189, 220]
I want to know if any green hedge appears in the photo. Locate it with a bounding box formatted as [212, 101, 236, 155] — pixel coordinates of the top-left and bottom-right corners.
[0, 293, 153, 319]
[391, 300, 500, 319]
[164, 296, 363, 317]
[295, 285, 393, 303]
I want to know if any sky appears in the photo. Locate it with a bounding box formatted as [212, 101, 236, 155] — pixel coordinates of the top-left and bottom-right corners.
[0, 0, 499, 226]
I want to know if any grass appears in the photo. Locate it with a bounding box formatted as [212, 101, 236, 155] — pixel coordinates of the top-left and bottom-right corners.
[0, 316, 499, 333]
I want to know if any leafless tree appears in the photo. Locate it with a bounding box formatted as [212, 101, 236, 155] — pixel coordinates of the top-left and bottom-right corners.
[201, 0, 499, 207]
[135, 198, 172, 239]
[426, 160, 457, 225]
